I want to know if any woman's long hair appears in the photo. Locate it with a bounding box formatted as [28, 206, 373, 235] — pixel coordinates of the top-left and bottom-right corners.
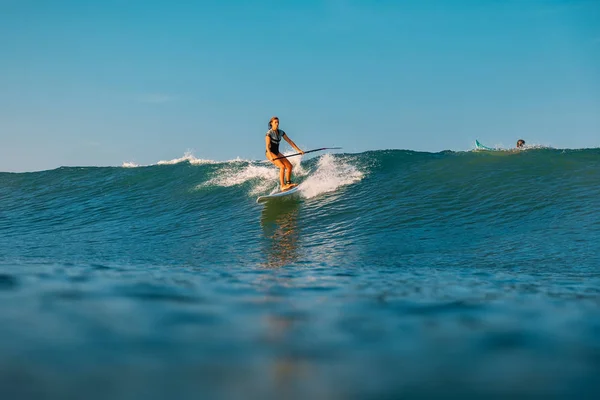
[268, 116, 279, 129]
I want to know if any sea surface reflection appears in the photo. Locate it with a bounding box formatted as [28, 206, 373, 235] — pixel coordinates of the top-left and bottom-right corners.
[260, 199, 302, 268]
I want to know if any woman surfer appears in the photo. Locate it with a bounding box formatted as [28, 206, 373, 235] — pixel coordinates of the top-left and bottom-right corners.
[265, 116, 304, 191]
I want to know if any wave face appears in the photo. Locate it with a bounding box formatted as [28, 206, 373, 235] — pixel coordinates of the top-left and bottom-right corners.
[1, 148, 599, 398]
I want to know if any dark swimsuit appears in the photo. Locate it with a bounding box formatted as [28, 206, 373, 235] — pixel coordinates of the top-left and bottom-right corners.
[266, 129, 285, 155]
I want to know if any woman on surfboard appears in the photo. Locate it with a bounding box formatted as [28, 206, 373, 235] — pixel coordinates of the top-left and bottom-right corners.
[265, 116, 304, 191]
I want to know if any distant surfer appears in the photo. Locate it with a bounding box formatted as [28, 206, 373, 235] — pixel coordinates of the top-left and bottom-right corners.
[516, 139, 526, 148]
[265, 116, 304, 191]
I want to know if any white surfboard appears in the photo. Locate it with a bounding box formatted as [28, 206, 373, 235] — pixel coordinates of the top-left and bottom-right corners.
[257, 185, 301, 203]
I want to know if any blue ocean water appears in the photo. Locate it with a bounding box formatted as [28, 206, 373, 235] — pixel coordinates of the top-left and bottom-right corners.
[1, 148, 599, 399]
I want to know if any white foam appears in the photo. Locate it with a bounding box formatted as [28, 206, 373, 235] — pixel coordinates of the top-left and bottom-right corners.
[195, 152, 362, 198]
[298, 154, 364, 199]
[121, 162, 139, 168]
[207, 164, 274, 186]
[199, 152, 313, 195]
[196, 163, 276, 196]
[521, 143, 552, 150]
[289, 153, 308, 177]
[157, 151, 217, 166]
[225, 156, 252, 163]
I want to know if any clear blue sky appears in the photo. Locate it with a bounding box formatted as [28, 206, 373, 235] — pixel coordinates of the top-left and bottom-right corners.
[1, 0, 599, 172]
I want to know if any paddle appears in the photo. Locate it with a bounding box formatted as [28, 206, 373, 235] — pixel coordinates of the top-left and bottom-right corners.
[272, 147, 342, 161]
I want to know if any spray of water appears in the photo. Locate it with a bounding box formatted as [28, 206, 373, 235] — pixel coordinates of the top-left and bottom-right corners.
[194, 152, 363, 199]
[157, 151, 217, 166]
[298, 154, 363, 199]
[201, 163, 277, 196]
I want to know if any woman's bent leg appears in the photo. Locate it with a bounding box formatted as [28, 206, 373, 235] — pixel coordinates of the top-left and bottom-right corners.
[283, 159, 293, 184]
[267, 153, 288, 189]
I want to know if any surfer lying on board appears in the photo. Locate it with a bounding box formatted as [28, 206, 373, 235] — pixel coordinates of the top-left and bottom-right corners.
[516, 139, 526, 148]
[265, 116, 304, 191]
